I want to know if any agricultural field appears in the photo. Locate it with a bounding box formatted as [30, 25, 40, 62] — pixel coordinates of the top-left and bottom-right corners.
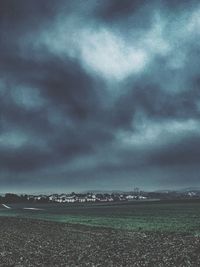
[1, 200, 200, 266]
[1, 199, 200, 233]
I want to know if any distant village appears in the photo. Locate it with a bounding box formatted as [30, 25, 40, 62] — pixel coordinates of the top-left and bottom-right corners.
[1, 188, 200, 203]
[0, 190, 146, 204]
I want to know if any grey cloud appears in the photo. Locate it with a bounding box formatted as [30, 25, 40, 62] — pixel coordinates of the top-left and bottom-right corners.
[150, 135, 200, 167]
[0, 0, 199, 192]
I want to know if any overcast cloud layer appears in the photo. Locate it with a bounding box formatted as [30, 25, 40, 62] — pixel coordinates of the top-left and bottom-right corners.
[0, 0, 200, 193]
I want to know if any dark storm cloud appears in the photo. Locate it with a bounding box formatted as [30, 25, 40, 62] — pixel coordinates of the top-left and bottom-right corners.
[96, 0, 199, 20]
[0, 0, 199, 192]
[0, 0, 63, 30]
[150, 135, 200, 166]
[0, 145, 51, 172]
[95, 0, 149, 20]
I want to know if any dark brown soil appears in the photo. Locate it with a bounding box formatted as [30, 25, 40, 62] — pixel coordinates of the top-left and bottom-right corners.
[0, 217, 200, 266]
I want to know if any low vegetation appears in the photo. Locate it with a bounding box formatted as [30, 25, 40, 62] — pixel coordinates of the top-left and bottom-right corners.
[1, 199, 200, 233]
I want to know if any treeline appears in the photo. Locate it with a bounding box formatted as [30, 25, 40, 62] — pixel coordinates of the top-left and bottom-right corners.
[0, 194, 48, 204]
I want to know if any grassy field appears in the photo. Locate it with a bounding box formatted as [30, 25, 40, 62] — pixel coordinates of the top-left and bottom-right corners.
[1, 199, 200, 233]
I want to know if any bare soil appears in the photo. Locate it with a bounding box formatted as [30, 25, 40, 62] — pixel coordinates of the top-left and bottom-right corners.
[0, 217, 200, 266]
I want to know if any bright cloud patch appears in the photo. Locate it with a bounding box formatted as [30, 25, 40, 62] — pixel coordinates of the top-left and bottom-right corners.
[0, 132, 28, 148]
[40, 25, 148, 81]
[118, 118, 200, 147]
[80, 29, 148, 81]
[11, 87, 46, 110]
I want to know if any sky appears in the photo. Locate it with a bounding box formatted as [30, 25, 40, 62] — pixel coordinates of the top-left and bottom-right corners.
[0, 0, 200, 193]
